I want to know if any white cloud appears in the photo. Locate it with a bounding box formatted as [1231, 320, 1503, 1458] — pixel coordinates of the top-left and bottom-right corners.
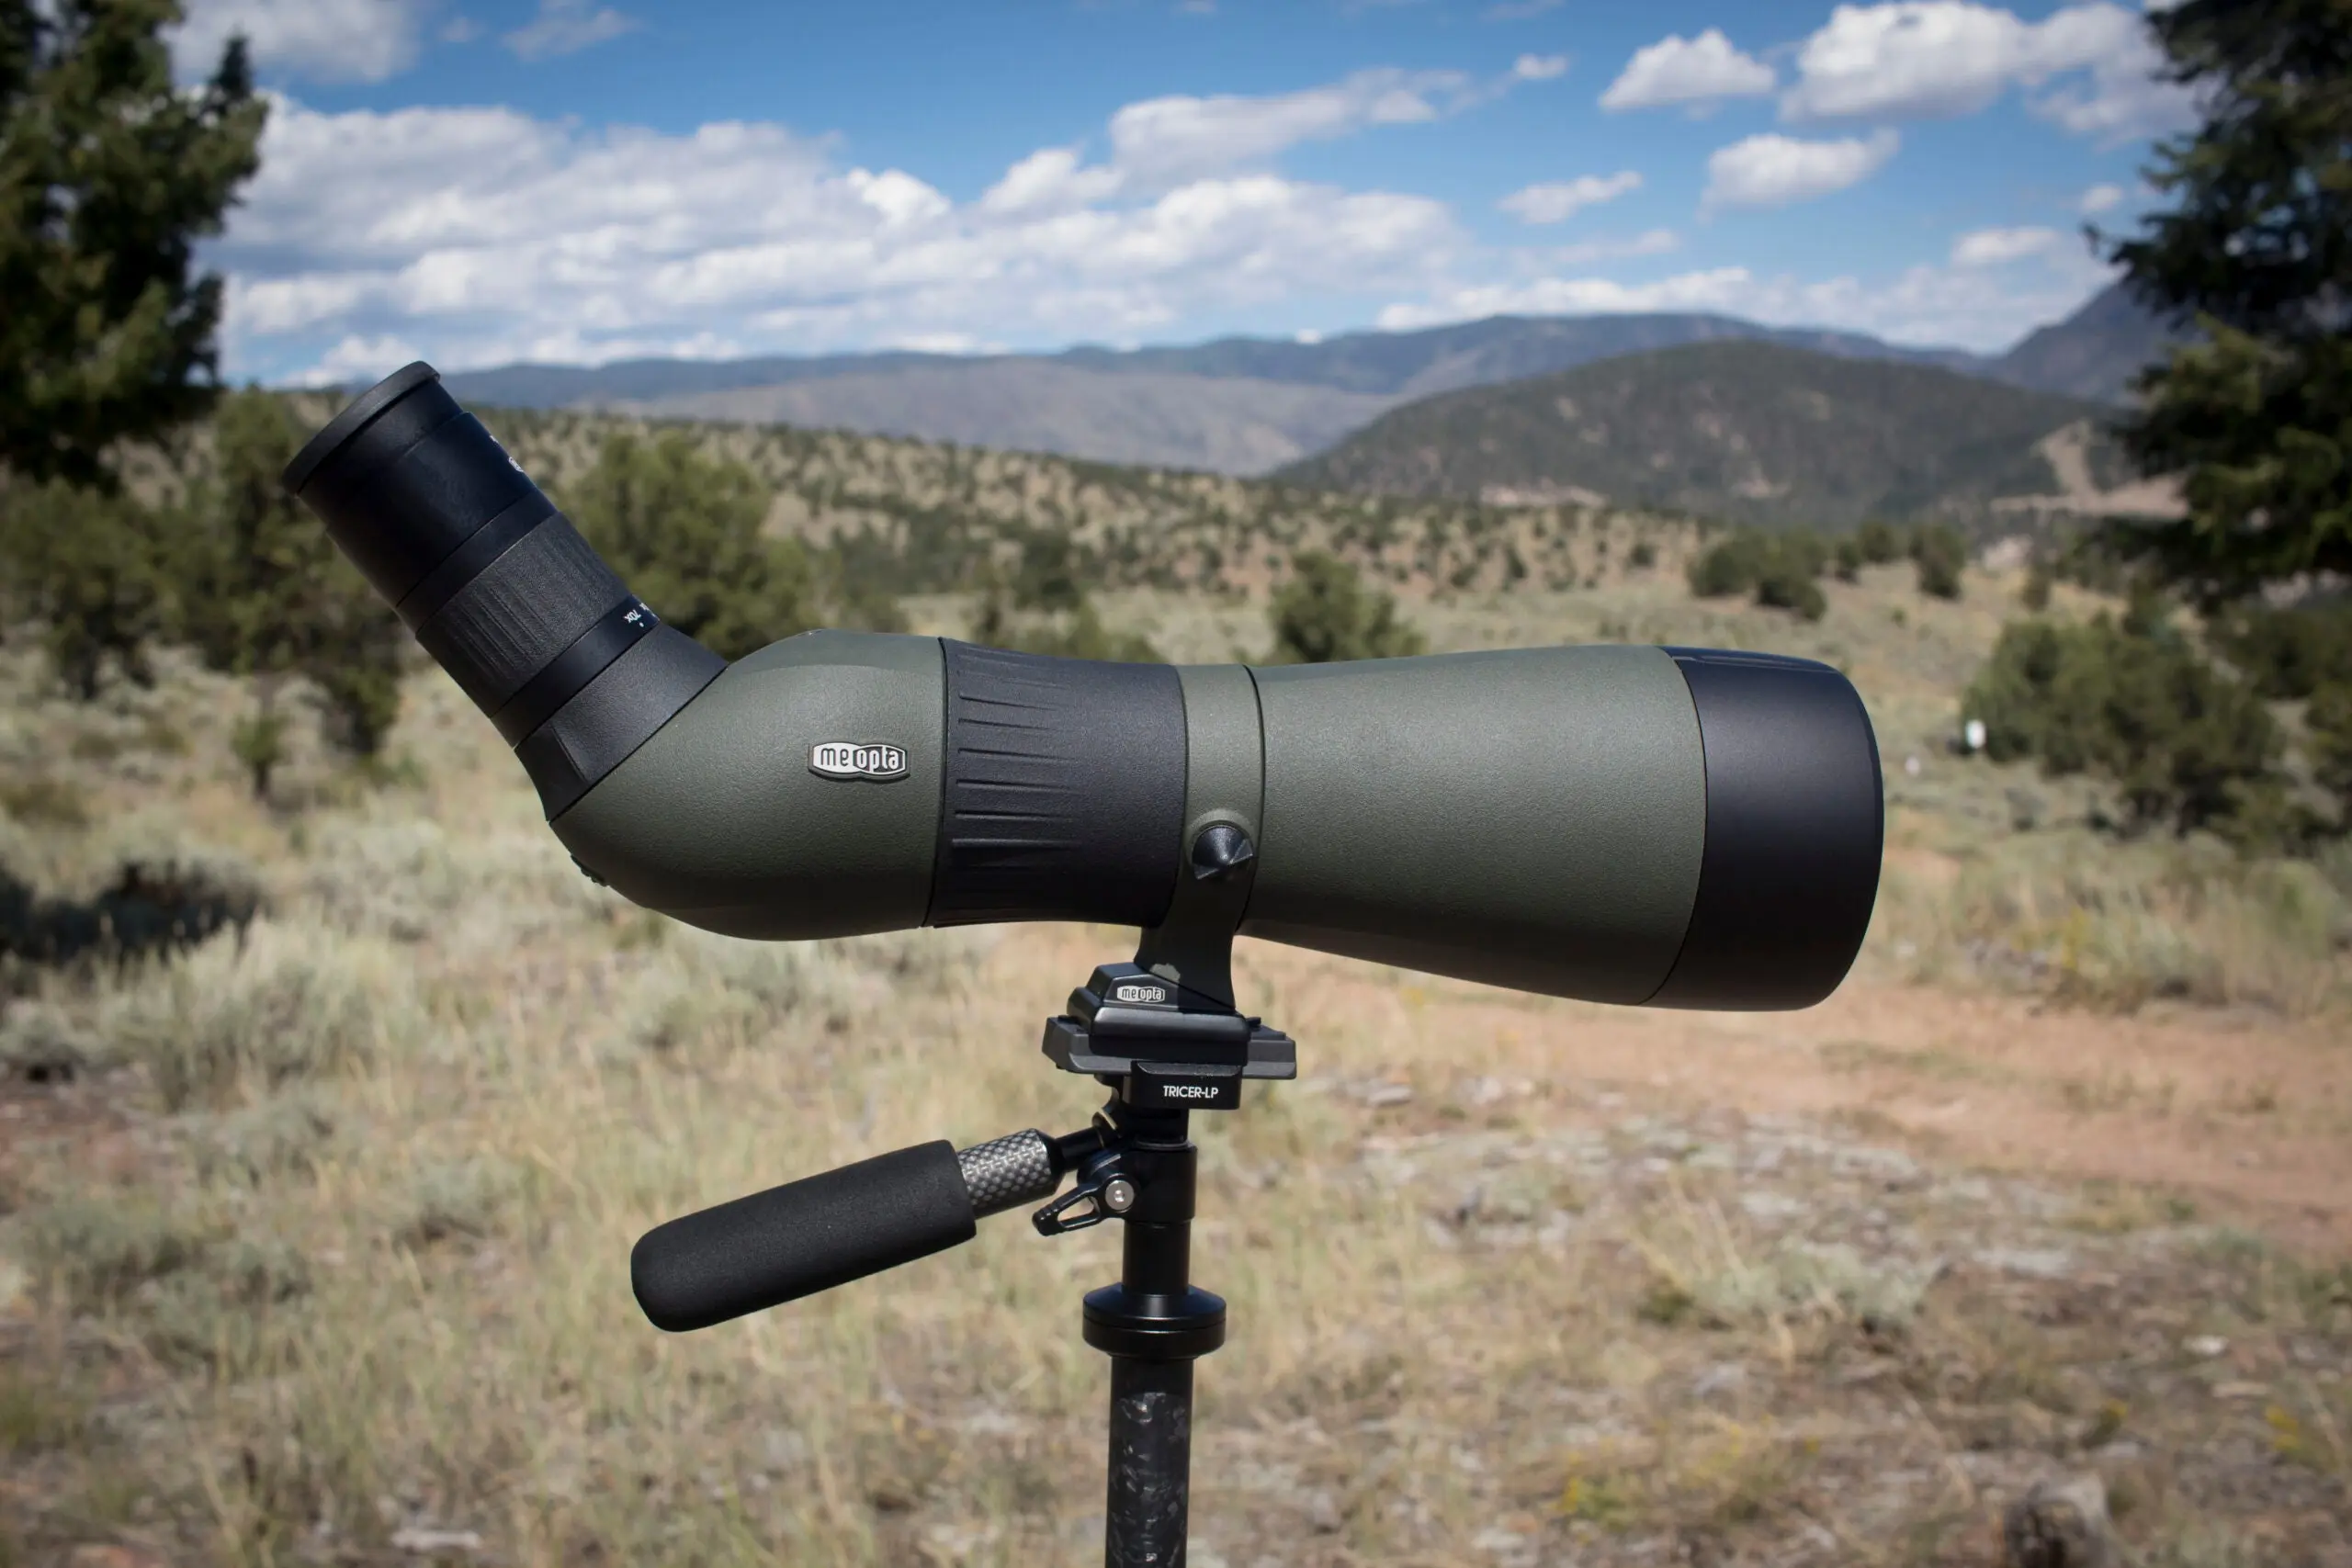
[1513, 53, 1571, 81]
[1378, 247, 2114, 353]
[215, 95, 1467, 380]
[847, 168, 952, 228]
[170, 0, 437, 83]
[1951, 225, 2064, 266]
[980, 147, 1126, 215]
[1378, 267, 1762, 330]
[229, 271, 388, 335]
[2079, 182, 2126, 214]
[1781, 2, 2196, 142]
[1107, 69, 1464, 185]
[1600, 29, 1775, 112]
[888, 333, 998, 354]
[1702, 130, 1898, 211]
[504, 0, 638, 61]
[297, 333, 425, 389]
[1549, 229, 1680, 264]
[1498, 171, 1642, 225]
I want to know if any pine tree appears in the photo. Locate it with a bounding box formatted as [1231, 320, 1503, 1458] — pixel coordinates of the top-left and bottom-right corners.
[2099, 0, 2352, 602]
[0, 479, 176, 696]
[0, 0, 266, 487]
[181, 390, 407, 795]
[566, 431, 815, 661]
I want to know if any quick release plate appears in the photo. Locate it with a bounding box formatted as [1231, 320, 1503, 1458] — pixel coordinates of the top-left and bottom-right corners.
[1042, 963, 1296, 1111]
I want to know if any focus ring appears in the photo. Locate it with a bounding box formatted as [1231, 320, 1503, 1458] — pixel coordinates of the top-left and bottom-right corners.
[393, 493, 556, 631]
[928, 642, 1186, 930]
[415, 515, 628, 714]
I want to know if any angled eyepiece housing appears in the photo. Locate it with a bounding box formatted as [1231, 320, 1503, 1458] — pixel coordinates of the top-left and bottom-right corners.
[284, 363, 723, 816]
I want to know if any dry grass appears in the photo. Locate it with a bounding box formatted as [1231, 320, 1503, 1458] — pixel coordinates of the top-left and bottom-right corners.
[2, 554, 2347, 1566]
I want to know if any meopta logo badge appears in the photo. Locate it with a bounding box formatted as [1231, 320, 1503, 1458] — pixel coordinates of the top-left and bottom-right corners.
[808, 741, 909, 782]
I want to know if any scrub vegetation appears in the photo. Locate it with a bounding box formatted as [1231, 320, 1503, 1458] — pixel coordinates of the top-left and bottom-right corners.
[3, 527, 2347, 1565]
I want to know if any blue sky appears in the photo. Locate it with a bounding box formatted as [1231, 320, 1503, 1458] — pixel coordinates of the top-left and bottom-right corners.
[171, 0, 2189, 385]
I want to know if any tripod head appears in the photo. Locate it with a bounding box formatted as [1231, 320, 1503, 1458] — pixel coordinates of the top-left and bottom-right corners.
[628, 931, 1268, 1563]
[630, 936, 1290, 1331]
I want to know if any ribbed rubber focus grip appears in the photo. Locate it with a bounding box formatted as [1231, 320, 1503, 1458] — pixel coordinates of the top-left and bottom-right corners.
[630, 1142, 978, 1333]
[928, 641, 1186, 928]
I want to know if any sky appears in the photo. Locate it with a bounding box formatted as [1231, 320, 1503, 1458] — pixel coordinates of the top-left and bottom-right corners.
[167, 0, 2194, 387]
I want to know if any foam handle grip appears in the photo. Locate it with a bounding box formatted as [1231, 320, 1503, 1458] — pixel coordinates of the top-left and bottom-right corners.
[630, 1141, 977, 1332]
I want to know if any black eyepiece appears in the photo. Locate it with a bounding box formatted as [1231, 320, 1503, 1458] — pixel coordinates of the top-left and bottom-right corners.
[283, 363, 724, 818]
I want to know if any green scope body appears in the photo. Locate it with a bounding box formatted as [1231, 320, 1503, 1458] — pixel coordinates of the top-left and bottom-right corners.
[286, 364, 1883, 1010]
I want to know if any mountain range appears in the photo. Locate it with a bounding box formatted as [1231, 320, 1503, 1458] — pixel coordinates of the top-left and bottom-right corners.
[1276, 340, 2151, 527]
[438, 284, 2177, 478]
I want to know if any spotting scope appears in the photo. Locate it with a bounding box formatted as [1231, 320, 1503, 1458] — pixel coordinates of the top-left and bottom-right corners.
[287, 363, 1883, 1567]
[287, 363, 1880, 1011]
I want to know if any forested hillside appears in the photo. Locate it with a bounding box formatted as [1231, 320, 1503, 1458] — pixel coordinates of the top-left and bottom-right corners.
[462, 403, 1701, 600]
[1280, 341, 2130, 526]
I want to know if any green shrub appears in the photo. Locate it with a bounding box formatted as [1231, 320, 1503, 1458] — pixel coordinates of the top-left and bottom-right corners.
[0, 480, 177, 698]
[2211, 600, 2352, 699]
[193, 1090, 339, 1185]
[22, 1192, 210, 1308]
[1911, 524, 1965, 600]
[1012, 530, 1086, 612]
[567, 431, 813, 660]
[1833, 538, 1862, 582]
[1758, 530, 1828, 620]
[1963, 614, 2284, 837]
[1687, 532, 1762, 598]
[1856, 518, 1905, 565]
[1686, 529, 1826, 620]
[394, 1156, 519, 1249]
[1268, 551, 1427, 663]
[107, 922, 401, 1110]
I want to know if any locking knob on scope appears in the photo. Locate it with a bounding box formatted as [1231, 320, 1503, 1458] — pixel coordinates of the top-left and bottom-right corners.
[1188, 822, 1255, 882]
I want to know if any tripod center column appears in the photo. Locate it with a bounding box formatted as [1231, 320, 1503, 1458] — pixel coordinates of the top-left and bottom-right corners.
[1085, 1112, 1225, 1568]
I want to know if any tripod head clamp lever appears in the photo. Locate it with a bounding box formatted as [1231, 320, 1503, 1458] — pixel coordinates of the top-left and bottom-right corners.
[1031, 1140, 1137, 1235]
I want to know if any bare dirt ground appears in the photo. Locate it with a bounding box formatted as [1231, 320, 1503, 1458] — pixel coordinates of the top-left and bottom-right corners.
[1250, 949, 2352, 1253]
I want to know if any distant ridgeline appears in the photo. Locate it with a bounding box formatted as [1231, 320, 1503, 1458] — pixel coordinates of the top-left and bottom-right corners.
[1278, 341, 2154, 531]
[435, 286, 2178, 479]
